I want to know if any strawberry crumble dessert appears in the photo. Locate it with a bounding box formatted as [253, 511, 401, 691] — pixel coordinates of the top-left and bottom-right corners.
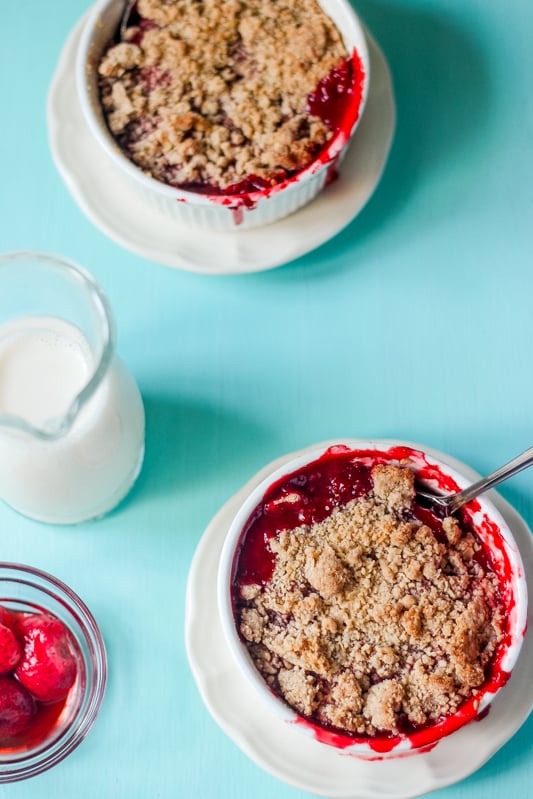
[97, 0, 362, 193]
[0, 607, 77, 747]
[232, 455, 506, 738]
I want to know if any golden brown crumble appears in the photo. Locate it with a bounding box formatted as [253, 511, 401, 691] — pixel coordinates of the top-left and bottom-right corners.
[97, 0, 348, 189]
[236, 464, 505, 736]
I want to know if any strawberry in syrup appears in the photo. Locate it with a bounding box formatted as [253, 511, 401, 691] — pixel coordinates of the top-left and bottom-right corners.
[15, 614, 77, 703]
[0, 676, 35, 738]
[0, 622, 22, 674]
[0, 606, 15, 628]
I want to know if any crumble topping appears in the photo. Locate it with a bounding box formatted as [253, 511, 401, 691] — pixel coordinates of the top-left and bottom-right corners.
[97, 0, 348, 189]
[235, 463, 505, 736]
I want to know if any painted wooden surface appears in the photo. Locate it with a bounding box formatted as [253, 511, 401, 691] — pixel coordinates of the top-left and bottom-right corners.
[0, 1, 532, 796]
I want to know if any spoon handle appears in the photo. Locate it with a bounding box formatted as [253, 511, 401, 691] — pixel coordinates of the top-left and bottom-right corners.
[448, 446, 533, 513]
[120, 0, 137, 40]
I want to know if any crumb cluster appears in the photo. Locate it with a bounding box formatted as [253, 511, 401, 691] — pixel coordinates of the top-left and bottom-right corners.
[97, 0, 348, 190]
[236, 464, 505, 736]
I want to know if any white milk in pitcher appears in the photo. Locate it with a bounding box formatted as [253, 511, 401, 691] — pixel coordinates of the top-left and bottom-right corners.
[0, 317, 91, 426]
[0, 316, 145, 524]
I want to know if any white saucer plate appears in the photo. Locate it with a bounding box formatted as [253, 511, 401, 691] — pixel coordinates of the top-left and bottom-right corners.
[185, 439, 533, 799]
[48, 14, 395, 274]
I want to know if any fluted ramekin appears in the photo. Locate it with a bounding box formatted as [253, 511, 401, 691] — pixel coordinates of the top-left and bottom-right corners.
[76, 0, 370, 231]
[218, 441, 528, 758]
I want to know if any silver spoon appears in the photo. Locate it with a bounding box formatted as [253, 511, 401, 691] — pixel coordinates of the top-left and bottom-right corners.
[416, 446, 533, 514]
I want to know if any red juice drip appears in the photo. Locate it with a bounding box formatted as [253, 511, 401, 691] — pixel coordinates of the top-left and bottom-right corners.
[177, 177, 265, 197]
[225, 175, 274, 196]
[232, 207, 244, 225]
[325, 160, 339, 187]
[176, 175, 276, 215]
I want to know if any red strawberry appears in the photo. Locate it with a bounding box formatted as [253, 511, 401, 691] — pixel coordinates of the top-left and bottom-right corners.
[0, 605, 15, 629]
[0, 676, 35, 738]
[0, 622, 22, 674]
[14, 614, 77, 703]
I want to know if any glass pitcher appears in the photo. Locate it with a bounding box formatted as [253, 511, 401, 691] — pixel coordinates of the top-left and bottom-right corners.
[0, 251, 145, 524]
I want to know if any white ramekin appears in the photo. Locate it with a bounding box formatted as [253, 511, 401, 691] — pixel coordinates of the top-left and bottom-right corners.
[76, 0, 370, 232]
[217, 441, 528, 758]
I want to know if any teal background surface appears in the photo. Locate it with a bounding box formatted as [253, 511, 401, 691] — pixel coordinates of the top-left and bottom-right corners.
[1, 0, 532, 796]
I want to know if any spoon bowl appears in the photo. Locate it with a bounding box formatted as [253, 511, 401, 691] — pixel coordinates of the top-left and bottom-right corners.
[416, 446, 533, 514]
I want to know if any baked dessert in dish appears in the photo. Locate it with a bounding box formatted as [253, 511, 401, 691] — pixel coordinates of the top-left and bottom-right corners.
[78, 0, 370, 230]
[97, 0, 364, 195]
[228, 445, 520, 746]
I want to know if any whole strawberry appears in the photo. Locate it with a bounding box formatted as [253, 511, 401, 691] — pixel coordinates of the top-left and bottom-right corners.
[15, 614, 77, 703]
[0, 676, 35, 738]
[0, 622, 22, 674]
[0, 605, 15, 628]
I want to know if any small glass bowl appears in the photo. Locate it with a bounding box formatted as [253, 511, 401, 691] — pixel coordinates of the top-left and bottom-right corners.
[0, 563, 107, 782]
